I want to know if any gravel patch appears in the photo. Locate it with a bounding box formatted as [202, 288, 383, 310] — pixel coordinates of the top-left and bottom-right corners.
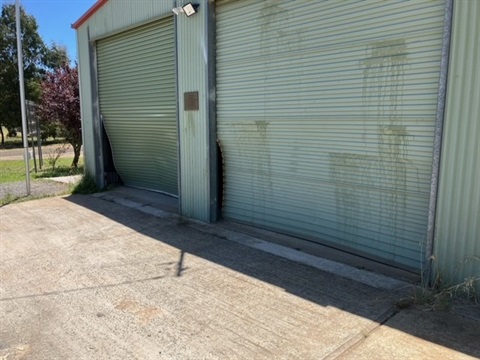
[0, 180, 71, 205]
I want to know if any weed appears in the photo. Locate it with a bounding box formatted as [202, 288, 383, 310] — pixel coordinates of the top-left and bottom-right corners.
[46, 143, 68, 170]
[71, 172, 101, 194]
[397, 256, 480, 311]
[0, 193, 21, 206]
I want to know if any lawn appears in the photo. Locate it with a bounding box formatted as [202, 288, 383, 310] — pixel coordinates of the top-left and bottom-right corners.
[0, 157, 84, 183]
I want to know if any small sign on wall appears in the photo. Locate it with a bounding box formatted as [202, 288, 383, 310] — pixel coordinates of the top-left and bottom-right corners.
[184, 91, 199, 111]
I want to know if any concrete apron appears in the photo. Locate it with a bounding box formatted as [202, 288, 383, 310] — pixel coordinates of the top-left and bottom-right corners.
[94, 187, 412, 291]
[0, 188, 479, 359]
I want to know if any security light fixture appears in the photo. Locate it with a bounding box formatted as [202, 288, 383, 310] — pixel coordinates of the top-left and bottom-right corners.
[172, 3, 199, 17]
[182, 3, 198, 16]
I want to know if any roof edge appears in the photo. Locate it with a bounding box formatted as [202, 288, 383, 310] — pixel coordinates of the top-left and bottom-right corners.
[72, 0, 109, 30]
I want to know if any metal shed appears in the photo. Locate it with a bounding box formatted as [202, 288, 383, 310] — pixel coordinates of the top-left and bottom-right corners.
[74, 0, 478, 285]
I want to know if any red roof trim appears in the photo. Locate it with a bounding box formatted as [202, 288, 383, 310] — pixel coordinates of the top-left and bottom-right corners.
[72, 0, 109, 30]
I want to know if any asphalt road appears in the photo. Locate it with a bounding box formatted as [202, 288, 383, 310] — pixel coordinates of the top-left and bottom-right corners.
[0, 144, 78, 161]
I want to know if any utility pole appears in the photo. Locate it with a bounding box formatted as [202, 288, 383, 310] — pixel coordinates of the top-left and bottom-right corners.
[15, 0, 30, 195]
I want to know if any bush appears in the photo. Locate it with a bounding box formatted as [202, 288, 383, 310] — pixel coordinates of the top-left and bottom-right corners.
[7, 128, 17, 137]
[41, 122, 59, 141]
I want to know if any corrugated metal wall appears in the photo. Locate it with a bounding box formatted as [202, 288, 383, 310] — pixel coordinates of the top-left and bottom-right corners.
[83, 0, 172, 39]
[97, 18, 178, 195]
[434, 0, 480, 290]
[216, 0, 446, 271]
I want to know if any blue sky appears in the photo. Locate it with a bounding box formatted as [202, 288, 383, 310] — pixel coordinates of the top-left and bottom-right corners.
[18, 0, 95, 61]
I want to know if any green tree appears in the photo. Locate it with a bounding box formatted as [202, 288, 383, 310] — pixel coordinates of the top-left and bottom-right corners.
[0, 4, 67, 146]
[38, 64, 82, 168]
[0, 3, 46, 145]
[43, 42, 69, 69]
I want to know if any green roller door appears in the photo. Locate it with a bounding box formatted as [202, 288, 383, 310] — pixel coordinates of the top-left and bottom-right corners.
[97, 18, 177, 195]
[216, 0, 446, 271]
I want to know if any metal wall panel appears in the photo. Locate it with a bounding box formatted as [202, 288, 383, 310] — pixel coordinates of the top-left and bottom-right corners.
[216, 0, 445, 270]
[434, 0, 480, 289]
[83, 0, 172, 39]
[76, 27, 96, 177]
[176, 0, 215, 221]
[97, 18, 178, 195]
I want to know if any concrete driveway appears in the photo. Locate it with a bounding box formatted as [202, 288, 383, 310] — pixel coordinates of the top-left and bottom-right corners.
[0, 191, 479, 359]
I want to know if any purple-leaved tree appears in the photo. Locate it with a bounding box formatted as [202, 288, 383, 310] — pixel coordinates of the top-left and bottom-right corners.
[38, 64, 82, 168]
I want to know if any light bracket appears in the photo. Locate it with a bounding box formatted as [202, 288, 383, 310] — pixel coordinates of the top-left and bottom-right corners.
[172, 3, 199, 17]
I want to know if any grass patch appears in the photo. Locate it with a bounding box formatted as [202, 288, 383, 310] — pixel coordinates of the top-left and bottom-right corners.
[0, 158, 84, 183]
[34, 164, 84, 179]
[0, 160, 33, 183]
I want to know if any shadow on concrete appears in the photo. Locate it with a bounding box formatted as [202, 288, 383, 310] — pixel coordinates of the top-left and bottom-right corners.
[64, 191, 480, 358]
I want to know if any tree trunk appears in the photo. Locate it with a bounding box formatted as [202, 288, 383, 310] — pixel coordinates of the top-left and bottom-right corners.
[0, 126, 4, 146]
